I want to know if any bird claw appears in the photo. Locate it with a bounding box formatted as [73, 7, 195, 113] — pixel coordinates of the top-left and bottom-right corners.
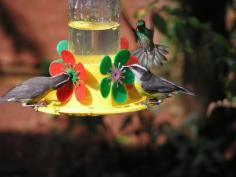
[35, 101, 48, 107]
[22, 103, 35, 107]
[34, 101, 48, 111]
[142, 98, 163, 110]
[22, 101, 48, 110]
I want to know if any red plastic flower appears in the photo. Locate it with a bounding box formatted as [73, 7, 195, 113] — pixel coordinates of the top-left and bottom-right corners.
[49, 50, 87, 102]
[120, 37, 139, 65]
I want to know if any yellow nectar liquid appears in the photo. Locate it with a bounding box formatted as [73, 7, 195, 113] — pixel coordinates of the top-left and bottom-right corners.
[68, 21, 120, 59]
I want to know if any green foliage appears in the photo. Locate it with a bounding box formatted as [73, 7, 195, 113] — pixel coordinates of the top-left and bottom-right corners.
[39, 58, 51, 76]
[148, 0, 236, 104]
[121, 1, 236, 176]
[161, 5, 182, 16]
[152, 13, 168, 35]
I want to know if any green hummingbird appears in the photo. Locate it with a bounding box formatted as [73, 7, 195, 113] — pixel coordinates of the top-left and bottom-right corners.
[132, 20, 168, 70]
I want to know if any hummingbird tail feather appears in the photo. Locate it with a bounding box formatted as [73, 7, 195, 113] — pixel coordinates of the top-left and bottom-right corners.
[155, 45, 169, 56]
[151, 45, 168, 67]
[132, 47, 144, 57]
[176, 86, 195, 96]
[131, 48, 146, 64]
[132, 45, 169, 68]
[154, 49, 164, 65]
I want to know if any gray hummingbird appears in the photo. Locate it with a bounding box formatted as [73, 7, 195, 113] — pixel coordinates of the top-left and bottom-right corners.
[132, 20, 168, 70]
[0, 73, 71, 107]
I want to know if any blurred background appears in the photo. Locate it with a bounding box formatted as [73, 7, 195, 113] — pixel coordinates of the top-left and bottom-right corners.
[0, 0, 236, 176]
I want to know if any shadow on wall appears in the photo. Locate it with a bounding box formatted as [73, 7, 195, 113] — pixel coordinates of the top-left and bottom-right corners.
[0, 0, 44, 68]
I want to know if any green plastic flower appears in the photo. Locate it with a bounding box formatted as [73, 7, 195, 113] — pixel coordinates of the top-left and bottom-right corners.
[100, 50, 135, 103]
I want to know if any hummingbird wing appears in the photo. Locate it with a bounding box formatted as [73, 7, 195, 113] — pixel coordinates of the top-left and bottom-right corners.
[132, 47, 145, 59]
[131, 44, 168, 68]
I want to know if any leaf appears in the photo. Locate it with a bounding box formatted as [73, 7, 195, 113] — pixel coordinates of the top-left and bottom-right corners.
[161, 6, 182, 16]
[213, 33, 230, 52]
[115, 135, 130, 144]
[152, 13, 168, 35]
[134, 8, 147, 19]
[39, 58, 51, 75]
[174, 19, 191, 51]
[188, 17, 202, 29]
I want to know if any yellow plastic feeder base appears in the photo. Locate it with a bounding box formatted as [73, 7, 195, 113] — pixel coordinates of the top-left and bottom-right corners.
[37, 55, 147, 116]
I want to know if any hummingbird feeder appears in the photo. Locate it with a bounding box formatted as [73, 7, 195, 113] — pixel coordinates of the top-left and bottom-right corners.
[38, 0, 147, 116]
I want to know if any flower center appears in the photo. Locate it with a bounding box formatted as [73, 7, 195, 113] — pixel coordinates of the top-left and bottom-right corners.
[112, 69, 122, 81]
[67, 68, 78, 84]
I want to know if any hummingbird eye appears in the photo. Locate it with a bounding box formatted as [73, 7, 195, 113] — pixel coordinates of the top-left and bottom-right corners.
[136, 20, 145, 28]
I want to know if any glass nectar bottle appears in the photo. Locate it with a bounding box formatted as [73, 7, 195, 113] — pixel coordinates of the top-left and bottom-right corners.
[68, 0, 120, 62]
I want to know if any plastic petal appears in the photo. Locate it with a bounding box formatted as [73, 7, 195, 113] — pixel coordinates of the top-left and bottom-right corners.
[121, 68, 135, 84]
[49, 62, 65, 76]
[56, 82, 73, 102]
[75, 63, 87, 82]
[75, 82, 87, 102]
[112, 82, 128, 103]
[126, 85, 134, 90]
[57, 40, 69, 55]
[100, 56, 112, 75]
[114, 50, 130, 69]
[61, 51, 76, 66]
[100, 77, 111, 98]
[120, 37, 129, 49]
[126, 56, 139, 65]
